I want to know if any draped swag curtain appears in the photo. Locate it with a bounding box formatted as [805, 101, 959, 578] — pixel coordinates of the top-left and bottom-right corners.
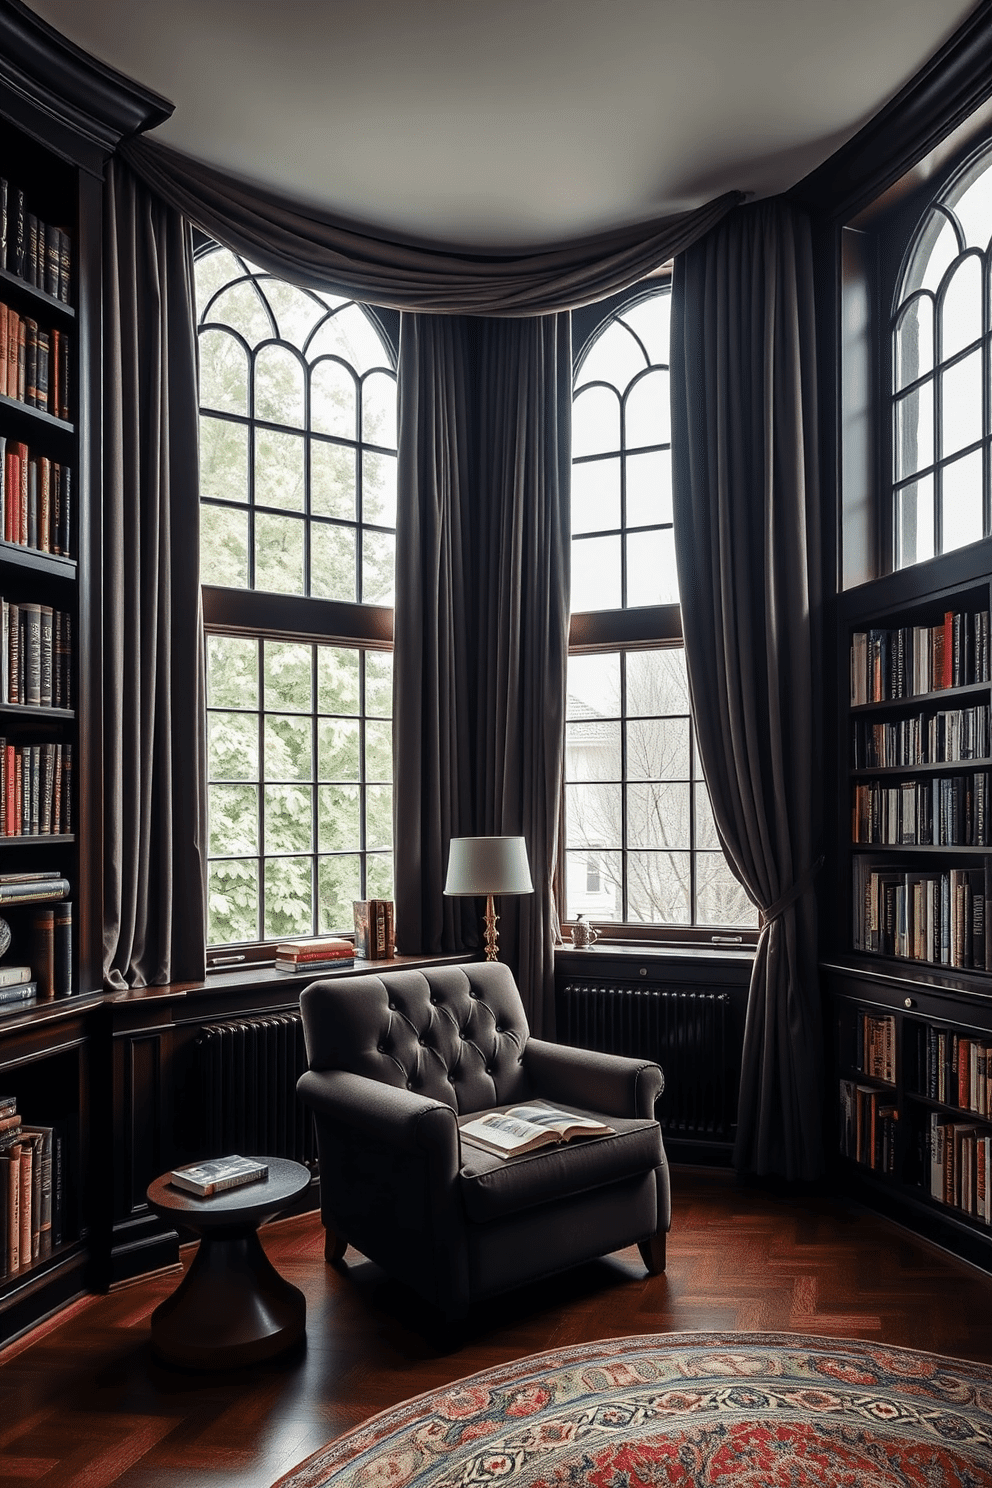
[120, 135, 741, 317]
[102, 159, 207, 988]
[395, 314, 571, 1035]
[671, 200, 823, 1181]
[111, 138, 738, 1024]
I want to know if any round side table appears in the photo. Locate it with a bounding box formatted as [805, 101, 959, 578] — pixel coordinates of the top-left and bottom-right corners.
[146, 1156, 310, 1369]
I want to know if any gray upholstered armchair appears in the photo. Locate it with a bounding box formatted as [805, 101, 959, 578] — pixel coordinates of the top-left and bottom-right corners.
[297, 960, 670, 1323]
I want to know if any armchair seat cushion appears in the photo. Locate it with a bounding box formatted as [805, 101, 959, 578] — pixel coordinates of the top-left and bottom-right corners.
[457, 1105, 662, 1223]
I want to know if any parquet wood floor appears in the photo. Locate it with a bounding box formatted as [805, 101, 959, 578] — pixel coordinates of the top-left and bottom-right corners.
[2, 1166, 992, 1487]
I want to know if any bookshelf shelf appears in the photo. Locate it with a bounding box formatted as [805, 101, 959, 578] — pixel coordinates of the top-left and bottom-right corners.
[0, 393, 73, 436]
[827, 547, 992, 1274]
[0, 264, 74, 321]
[850, 681, 991, 715]
[0, 545, 75, 579]
[851, 759, 992, 779]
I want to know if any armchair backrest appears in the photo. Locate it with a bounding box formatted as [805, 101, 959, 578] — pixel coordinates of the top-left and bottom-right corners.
[300, 961, 533, 1114]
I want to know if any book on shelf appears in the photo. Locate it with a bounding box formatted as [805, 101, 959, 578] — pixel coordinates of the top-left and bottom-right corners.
[838, 1078, 898, 1171]
[0, 964, 30, 990]
[459, 1105, 615, 1159]
[0, 872, 68, 904]
[0, 981, 37, 1007]
[852, 771, 989, 847]
[169, 1155, 269, 1197]
[851, 609, 991, 705]
[0, 1108, 61, 1275]
[54, 900, 71, 996]
[853, 859, 990, 969]
[856, 1012, 896, 1083]
[0, 179, 71, 301]
[911, 1025, 992, 1116]
[0, 600, 71, 710]
[32, 908, 54, 1000]
[0, 744, 70, 839]
[0, 299, 69, 421]
[352, 899, 395, 959]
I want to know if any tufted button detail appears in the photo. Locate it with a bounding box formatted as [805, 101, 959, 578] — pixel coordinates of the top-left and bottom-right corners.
[377, 1043, 385, 1053]
[419, 1037, 426, 1046]
[486, 1066, 493, 1075]
[406, 1080, 413, 1089]
[388, 1001, 396, 1010]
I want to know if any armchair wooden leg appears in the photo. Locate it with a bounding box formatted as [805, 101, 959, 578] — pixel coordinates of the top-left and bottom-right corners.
[638, 1231, 666, 1275]
[324, 1227, 347, 1264]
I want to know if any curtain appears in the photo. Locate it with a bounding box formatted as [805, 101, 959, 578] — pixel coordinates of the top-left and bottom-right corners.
[671, 200, 823, 1181]
[108, 132, 740, 1019]
[395, 314, 570, 1036]
[119, 135, 740, 316]
[102, 158, 207, 989]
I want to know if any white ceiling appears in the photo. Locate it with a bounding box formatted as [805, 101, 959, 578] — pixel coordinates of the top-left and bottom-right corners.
[26, 0, 980, 248]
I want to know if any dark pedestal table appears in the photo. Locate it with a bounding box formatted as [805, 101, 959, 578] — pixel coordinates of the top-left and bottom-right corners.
[146, 1157, 310, 1368]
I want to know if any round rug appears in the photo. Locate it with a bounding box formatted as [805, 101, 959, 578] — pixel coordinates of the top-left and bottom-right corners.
[273, 1332, 992, 1488]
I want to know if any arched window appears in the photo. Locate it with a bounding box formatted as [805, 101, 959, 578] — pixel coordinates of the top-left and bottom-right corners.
[566, 286, 755, 935]
[195, 248, 397, 955]
[893, 145, 992, 568]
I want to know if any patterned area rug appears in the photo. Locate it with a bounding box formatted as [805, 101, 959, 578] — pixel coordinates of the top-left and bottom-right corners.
[273, 1332, 992, 1488]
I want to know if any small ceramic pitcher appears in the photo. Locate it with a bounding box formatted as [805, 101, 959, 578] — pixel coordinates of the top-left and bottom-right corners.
[571, 914, 599, 948]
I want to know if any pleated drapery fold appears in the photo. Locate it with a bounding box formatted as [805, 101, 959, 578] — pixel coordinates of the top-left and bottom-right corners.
[102, 158, 207, 989]
[671, 200, 824, 1180]
[394, 314, 570, 1035]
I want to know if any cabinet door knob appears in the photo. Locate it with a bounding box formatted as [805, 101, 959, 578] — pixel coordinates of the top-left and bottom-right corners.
[904, 997, 915, 1009]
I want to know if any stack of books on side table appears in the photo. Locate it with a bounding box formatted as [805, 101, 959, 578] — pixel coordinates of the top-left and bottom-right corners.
[274, 937, 354, 974]
[169, 1155, 268, 1197]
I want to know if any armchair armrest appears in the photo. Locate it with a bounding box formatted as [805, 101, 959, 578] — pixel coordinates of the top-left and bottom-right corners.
[523, 1038, 664, 1121]
[297, 1068, 459, 1171]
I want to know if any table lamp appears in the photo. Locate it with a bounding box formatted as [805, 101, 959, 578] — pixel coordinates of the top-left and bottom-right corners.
[443, 836, 533, 961]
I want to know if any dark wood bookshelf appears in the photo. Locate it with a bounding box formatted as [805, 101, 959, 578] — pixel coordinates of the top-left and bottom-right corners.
[851, 759, 992, 778]
[0, 263, 74, 320]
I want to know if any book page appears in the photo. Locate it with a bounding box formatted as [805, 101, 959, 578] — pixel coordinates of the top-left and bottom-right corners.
[506, 1105, 607, 1132]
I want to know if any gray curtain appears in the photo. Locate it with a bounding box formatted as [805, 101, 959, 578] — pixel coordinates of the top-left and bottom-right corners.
[103, 158, 207, 988]
[395, 314, 570, 1036]
[119, 135, 740, 316]
[109, 134, 742, 1020]
[671, 200, 823, 1181]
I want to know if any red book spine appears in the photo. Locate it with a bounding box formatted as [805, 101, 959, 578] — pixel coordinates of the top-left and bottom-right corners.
[3, 447, 15, 543]
[17, 445, 27, 545]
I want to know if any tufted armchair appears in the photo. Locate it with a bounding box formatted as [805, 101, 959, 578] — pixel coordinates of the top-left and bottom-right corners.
[297, 960, 670, 1323]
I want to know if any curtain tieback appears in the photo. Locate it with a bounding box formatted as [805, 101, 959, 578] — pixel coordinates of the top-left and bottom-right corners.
[759, 855, 824, 929]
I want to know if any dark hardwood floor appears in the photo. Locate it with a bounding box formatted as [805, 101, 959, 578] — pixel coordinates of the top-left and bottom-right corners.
[3, 1166, 992, 1487]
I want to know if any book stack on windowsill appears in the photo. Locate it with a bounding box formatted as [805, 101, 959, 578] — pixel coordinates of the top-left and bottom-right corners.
[274, 937, 354, 975]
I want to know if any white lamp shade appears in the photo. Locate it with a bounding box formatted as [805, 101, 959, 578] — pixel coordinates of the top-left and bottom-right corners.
[443, 836, 533, 896]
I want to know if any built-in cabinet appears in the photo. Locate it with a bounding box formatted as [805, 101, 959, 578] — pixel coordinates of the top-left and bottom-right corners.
[0, 2, 168, 1347]
[826, 538, 992, 1269]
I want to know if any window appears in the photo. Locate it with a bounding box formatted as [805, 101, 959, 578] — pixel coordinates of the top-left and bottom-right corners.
[566, 286, 755, 934]
[195, 247, 396, 955]
[892, 143, 992, 568]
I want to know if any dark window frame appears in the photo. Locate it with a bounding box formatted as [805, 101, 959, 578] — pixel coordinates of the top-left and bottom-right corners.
[564, 278, 758, 948]
[194, 242, 400, 966]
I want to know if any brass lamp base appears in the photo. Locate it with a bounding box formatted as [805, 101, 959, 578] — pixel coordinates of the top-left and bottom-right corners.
[483, 893, 499, 961]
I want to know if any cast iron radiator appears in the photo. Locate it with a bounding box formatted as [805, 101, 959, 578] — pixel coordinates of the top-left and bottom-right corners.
[559, 983, 741, 1142]
[195, 1013, 317, 1167]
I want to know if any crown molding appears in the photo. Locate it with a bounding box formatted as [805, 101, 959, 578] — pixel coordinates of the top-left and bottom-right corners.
[790, 1, 992, 219]
[0, 0, 172, 167]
